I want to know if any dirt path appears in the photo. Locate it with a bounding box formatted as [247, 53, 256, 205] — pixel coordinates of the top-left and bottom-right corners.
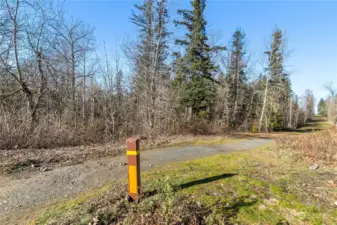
[0, 138, 272, 222]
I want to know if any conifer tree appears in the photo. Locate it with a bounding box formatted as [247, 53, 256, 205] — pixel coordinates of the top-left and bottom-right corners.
[174, 0, 224, 119]
[317, 98, 327, 117]
[266, 28, 291, 130]
[226, 28, 248, 128]
[130, 0, 170, 133]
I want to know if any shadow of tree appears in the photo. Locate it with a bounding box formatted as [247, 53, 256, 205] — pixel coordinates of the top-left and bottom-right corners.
[211, 196, 257, 221]
[205, 197, 288, 224]
[170, 196, 258, 225]
[275, 127, 323, 133]
[141, 173, 291, 224]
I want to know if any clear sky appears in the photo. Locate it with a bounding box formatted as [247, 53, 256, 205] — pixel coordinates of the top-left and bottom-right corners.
[64, 0, 337, 102]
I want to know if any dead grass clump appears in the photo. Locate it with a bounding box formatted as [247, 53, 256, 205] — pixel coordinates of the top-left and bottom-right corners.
[276, 128, 337, 164]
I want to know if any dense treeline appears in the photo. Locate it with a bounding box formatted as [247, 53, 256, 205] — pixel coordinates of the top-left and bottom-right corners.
[0, 0, 316, 149]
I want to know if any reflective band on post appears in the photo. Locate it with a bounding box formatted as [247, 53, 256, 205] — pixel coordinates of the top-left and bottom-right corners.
[127, 150, 140, 155]
[128, 165, 138, 194]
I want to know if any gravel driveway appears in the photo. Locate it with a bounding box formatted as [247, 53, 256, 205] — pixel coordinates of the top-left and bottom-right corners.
[0, 138, 272, 223]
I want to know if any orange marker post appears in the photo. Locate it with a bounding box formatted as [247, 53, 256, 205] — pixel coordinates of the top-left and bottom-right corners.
[127, 137, 141, 202]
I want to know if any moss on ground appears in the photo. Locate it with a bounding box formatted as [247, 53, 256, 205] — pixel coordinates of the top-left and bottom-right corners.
[31, 146, 337, 225]
[31, 183, 113, 225]
[296, 116, 333, 132]
[166, 138, 240, 149]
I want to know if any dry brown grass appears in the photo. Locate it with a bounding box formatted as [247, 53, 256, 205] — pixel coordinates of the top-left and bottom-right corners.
[276, 128, 337, 165]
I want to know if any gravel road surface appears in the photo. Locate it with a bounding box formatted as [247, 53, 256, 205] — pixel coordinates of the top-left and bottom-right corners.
[0, 138, 272, 223]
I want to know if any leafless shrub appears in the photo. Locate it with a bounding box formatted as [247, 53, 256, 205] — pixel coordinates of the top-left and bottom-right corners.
[276, 129, 337, 164]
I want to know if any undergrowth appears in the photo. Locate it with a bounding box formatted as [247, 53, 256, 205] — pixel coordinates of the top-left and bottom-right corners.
[276, 128, 337, 165]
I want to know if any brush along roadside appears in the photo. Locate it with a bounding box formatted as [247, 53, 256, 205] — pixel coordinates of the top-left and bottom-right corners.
[276, 128, 337, 166]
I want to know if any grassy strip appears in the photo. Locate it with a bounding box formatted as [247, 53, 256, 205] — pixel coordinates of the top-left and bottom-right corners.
[26, 184, 112, 225]
[31, 145, 337, 225]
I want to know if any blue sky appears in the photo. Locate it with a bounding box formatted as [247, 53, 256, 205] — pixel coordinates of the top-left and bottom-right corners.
[64, 0, 337, 101]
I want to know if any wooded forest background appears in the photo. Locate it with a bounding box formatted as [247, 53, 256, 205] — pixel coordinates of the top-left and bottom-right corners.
[0, 0, 336, 149]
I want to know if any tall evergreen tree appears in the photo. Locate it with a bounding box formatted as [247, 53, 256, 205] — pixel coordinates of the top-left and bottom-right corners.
[130, 0, 170, 133]
[174, 0, 224, 120]
[317, 98, 327, 117]
[266, 28, 291, 130]
[226, 28, 248, 128]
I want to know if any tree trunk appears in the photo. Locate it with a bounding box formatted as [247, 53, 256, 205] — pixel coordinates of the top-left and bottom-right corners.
[71, 44, 76, 123]
[82, 52, 86, 123]
[90, 76, 95, 126]
[0, 103, 10, 133]
[294, 107, 300, 128]
[244, 91, 256, 129]
[259, 76, 269, 132]
[288, 97, 292, 128]
[232, 59, 240, 128]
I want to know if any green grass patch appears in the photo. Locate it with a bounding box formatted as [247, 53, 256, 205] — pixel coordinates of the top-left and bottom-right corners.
[2, 159, 42, 174]
[167, 138, 240, 149]
[296, 116, 333, 132]
[32, 183, 113, 225]
[31, 147, 337, 225]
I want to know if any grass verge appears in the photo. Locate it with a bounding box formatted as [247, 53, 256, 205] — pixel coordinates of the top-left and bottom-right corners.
[30, 144, 337, 225]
